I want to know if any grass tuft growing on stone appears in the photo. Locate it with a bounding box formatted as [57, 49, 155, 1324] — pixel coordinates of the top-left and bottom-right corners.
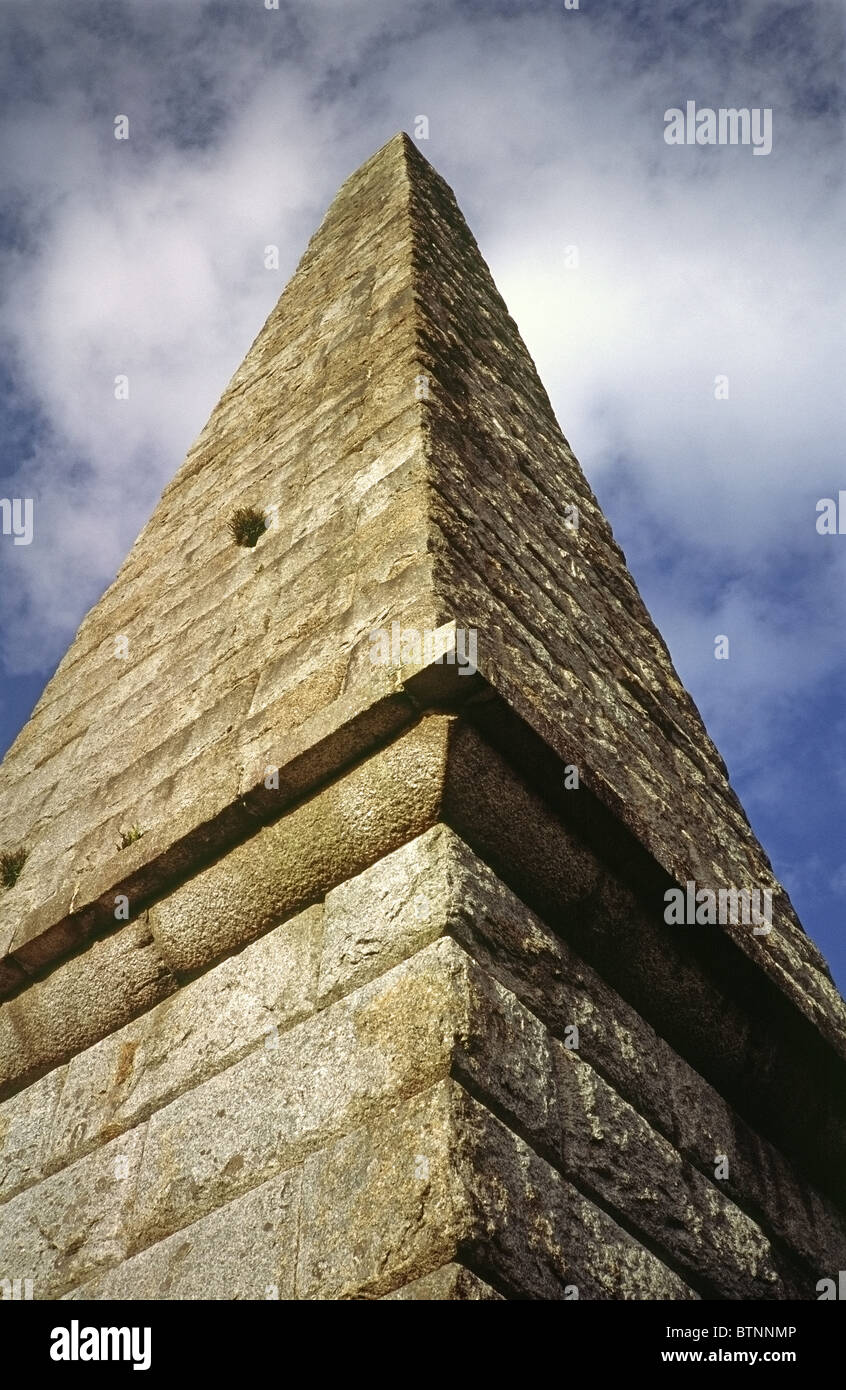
[1, 846, 28, 889]
[229, 506, 268, 548]
[118, 825, 145, 851]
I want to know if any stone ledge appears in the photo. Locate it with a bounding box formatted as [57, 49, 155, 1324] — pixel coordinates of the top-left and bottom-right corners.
[0, 711, 453, 1101]
[6, 633, 843, 1085]
[0, 634, 481, 989]
[440, 718, 846, 1208]
[0, 905, 323, 1204]
[2, 693, 845, 1216]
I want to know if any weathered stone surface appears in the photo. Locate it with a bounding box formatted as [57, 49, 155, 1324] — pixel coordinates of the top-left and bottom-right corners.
[1, 676, 417, 987]
[3, 926, 738, 1299]
[0, 1126, 145, 1299]
[129, 938, 468, 1248]
[50, 904, 323, 1175]
[0, 918, 176, 1101]
[2, 827, 835, 1301]
[317, 828, 446, 1006]
[0, 905, 319, 1200]
[297, 1079, 694, 1300]
[446, 930, 806, 1299]
[0, 926, 23, 995]
[0, 1065, 66, 1205]
[407, 137, 844, 1042]
[63, 1168, 301, 1302]
[452, 1083, 698, 1302]
[442, 720, 846, 1206]
[314, 827, 846, 1281]
[147, 714, 451, 976]
[443, 834, 846, 1282]
[548, 1044, 805, 1300]
[295, 1082, 460, 1300]
[381, 1264, 503, 1300]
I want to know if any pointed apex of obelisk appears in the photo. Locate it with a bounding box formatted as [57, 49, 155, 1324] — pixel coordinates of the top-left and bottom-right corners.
[328, 130, 436, 217]
[313, 130, 438, 234]
[359, 129, 424, 169]
[0, 128, 465, 987]
[324, 130, 420, 195]
[265, 130, 433, 313]
[375, 128, 417, 156]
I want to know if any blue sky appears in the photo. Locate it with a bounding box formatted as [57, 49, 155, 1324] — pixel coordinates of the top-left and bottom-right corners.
[0, 0, 844, 988]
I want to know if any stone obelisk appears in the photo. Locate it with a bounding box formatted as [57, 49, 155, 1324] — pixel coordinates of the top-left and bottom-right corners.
[0, 133, 844, 1300]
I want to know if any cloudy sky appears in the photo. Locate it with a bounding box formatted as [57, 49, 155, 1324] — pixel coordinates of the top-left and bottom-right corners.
[0, 0, 844, 987]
